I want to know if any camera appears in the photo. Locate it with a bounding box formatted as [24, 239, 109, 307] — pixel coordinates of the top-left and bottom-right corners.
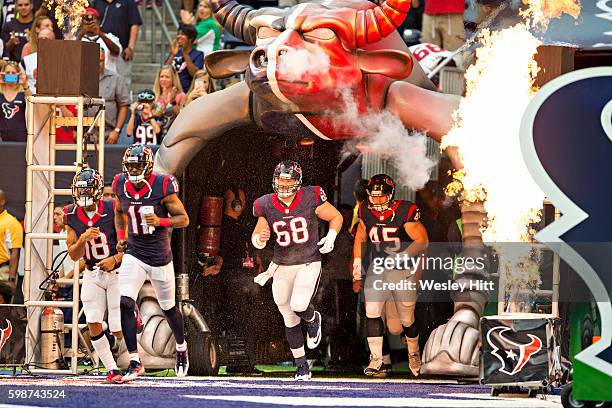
[3, 73, 19, 83]
[136, 104, 144, 111]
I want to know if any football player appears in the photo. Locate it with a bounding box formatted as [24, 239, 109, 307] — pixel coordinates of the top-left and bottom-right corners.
[352, 174, 428, 377]
[113, 144, 190, 382]
[251, 161, 342, 381]
[64, 168, 124, 383]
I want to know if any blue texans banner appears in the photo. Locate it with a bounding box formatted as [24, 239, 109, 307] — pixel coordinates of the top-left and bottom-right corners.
[520, 67, 612, 395]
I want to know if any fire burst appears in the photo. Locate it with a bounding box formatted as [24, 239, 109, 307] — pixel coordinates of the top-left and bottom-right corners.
[441, 0, 580, 304]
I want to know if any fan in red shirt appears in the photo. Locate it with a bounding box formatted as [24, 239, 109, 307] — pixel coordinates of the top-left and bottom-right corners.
[55, 105, 78, 143]
[420, 0, 465, 52]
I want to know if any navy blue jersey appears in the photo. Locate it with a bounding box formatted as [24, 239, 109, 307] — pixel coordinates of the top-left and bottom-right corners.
[358, 199, 420, 243]
[358, 200, 421, 261]
[253, 186, 327, 266]
[132, 114, 158, 145]
[113, 172, 179, 266]
[0, 92, 26, 142]
[63, 200, 118, 270]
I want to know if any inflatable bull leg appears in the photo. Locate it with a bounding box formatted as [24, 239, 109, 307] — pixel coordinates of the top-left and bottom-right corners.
[421, 200, 489, 377]
[154, 81, 250, 176]
[116, 282, 220, 375]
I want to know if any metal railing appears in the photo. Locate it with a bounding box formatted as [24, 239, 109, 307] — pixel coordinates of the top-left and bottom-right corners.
[138, 0, 180, 65]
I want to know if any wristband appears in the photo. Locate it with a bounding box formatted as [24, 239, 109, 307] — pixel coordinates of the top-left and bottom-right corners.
[252, 233, 266, 250]
[117, 229, 126, 241]
[159, 218, 171, 227]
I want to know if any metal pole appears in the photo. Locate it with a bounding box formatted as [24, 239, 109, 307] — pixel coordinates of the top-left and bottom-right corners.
[152, 5, 157, 63]
[24, 97, 35, 365]
[47, 106, 56, 280]
[552, 208, 561, 318]
[76, 97, 84, 166]
[98, 109, 105, 178]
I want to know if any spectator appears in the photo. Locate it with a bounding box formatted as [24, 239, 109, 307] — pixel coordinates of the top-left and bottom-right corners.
[0, 189, 23, 298]
[476, 0, 503, 24]
[90, 0, 142, 89]
[421, 0, 465, 52]
[0, 61, 30, 142]
[20, 15, 52, 58]
[202, 186, 260, 373]
[166, 24, 204, 92]
[78, 8, 122, 73]
[193, 0, 221, 55]
[102, 183, 115, 202]
[54, 104, 78, 143]
[182, 69, 213, 107]
[152, 65, 184, 137]
[34, 0, 63, 40]
[21, 25, 54, 93]
[0, 282, 13, 304]
[127, 89, 161, 145]
[86, 49, 130, 144]
[1, 0, 34, 62]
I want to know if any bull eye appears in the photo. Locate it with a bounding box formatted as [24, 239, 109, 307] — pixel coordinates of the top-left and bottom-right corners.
[303, 28, 335, 41]
[257, 26, 281, 39]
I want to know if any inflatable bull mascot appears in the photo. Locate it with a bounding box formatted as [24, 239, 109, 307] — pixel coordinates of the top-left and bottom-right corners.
[155, 0, 486, 377]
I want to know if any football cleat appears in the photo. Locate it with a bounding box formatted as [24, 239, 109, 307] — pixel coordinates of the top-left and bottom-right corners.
[364, 355, 387, 378]
[121, 360, 145, 383]
[294, 362, 311, 381]
[408, 350, 421, 377]
[176, 349, 189, 377]
[105, 369, 123, 384]
[306, 311, 322, 349]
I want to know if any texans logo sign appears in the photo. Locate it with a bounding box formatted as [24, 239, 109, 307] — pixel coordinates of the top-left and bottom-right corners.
[520, 67, 612, 377]
[486, 326, 542, 376]
[0, 319, 12, 352]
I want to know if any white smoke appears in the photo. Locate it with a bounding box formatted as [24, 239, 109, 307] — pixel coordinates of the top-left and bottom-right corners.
[338, 90, 435, 190]
[277, 47, 331, 82]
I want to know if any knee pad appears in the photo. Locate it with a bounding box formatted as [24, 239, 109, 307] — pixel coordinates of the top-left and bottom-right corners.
[403, 321, 419, 338]
[366, 317, 385, 337]
[365, 302, 384, 319]
[120, 296, 136, 312]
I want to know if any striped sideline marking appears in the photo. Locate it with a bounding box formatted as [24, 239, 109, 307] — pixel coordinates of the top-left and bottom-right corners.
[183, 395, 562, 407]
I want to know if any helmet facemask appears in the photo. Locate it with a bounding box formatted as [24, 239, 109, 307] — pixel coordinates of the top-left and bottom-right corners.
[72, 173, 103, 208]
[367, 190, 393, 212]
[123, 160, 150, 183]
[273, 174, 300, 199]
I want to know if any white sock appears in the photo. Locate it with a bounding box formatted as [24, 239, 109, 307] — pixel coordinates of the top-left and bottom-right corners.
[129, 353, 140, 363]
[367, 336, 383, 359]
[91, 335, 118, 371]
[176, 341, 187, 352]
[382, 354, 392, 365]
[290, 345, 305, 360]
[406, 335, 419, 354]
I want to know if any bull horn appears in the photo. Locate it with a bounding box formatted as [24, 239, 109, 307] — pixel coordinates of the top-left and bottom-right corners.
[210, 0, 257, 45]
[355, 0, 410, 47]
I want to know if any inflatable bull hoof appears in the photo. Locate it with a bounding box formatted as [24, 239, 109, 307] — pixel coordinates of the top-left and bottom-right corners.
[117, 282, 220, 375]
[420, 310, 480, 377]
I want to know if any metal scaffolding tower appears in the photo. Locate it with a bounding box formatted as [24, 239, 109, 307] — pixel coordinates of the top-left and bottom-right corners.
[23, 95, 105, 374]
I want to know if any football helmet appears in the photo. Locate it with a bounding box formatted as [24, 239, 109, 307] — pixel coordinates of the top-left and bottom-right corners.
[122, 144, 154, 183]
[71, 168, 104, 208]
[366, 174, 395, 212]
[273, 161, 302, 198]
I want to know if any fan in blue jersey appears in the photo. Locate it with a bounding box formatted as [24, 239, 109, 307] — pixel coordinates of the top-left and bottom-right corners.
[113, 144, 190, 382]
[251, 161, 343, 380]
[64, 168, 124, 383]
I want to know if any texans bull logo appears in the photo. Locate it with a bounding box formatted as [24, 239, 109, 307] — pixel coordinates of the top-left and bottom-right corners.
[486, 326, 542, 376]
[0, 319, 12, 352]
